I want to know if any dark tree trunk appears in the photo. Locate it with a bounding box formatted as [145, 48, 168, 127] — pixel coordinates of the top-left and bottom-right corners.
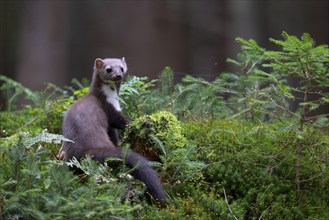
[16, 1, 69, 90]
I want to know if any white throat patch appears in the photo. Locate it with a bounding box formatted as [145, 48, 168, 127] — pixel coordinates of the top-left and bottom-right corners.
[101, 84, 121, 112]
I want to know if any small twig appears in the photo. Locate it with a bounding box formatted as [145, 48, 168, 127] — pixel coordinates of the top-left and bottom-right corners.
[16, 110, 52, 131]
[223, 188, 239, 220]
[258, 205, 271, 220]
[245, 56, 263, 75]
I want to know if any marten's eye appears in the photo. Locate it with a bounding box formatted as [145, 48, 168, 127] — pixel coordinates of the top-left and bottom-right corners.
[106, 67, 112, 73]
[120, 66, 124, 72]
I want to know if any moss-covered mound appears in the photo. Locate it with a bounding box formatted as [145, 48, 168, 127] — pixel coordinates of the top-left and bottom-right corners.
[122, 111, 187, 161]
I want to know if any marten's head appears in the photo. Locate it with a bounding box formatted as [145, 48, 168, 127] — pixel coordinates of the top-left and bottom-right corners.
[94, 58, 128, 83]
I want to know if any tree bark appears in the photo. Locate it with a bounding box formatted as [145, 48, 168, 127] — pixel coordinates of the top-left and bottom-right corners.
[16, 1, 69, 91]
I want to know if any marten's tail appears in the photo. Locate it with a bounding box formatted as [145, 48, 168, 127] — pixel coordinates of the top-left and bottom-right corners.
[79, 146, 167, 202]
[125, 150, 167, 201]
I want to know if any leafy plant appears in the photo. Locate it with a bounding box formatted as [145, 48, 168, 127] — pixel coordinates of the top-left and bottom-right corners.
[265, 32, 329, 122]
[0, 75, 40, 111]
[263, 32, 329, 203]
[120, 75, 157, 118]
[0, 130, 144, 219]
[226, 32, 329, 123]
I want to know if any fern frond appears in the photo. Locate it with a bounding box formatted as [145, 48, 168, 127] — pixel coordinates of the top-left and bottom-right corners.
[0, 75, 40, 110]
[148, 133, 167, 156]
[23, 129, 73, 148]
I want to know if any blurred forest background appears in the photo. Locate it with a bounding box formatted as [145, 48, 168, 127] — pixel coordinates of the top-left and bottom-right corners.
[0, 0, 328, 91]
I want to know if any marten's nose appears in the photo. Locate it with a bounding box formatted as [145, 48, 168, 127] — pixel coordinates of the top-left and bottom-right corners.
[114, 74, 122, 80]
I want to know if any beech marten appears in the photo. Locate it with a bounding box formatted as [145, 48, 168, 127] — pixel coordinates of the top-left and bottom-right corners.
[60, 58, 166, 201]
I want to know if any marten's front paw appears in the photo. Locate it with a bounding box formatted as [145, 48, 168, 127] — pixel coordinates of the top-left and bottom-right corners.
[122, 117, 130, 128]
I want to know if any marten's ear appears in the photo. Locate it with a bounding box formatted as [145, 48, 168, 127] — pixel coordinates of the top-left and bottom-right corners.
[122, 57, 126, 64]
[95, 58, 104, 68]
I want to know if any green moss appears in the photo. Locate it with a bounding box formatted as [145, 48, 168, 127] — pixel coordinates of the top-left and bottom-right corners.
[122, 111, 188, 160]
[179, 119, 329, 219]
[0, 106, 62, 138]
